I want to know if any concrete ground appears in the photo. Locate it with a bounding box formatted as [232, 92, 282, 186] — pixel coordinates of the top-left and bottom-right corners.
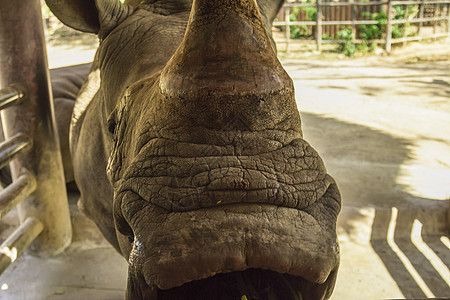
[0, 36, 449, 299]
[284, 41, 450, 299]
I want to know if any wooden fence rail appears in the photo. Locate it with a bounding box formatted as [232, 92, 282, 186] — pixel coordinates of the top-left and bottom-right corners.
[273, 0, 450, 53]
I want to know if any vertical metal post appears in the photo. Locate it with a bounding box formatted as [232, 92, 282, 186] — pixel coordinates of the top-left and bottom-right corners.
[418, 0, 425, 40]
[386, 0, 393, 53]
[0, 0, 72, 256]
[285, 6, 291, 53]
[317, 0, 323, 52]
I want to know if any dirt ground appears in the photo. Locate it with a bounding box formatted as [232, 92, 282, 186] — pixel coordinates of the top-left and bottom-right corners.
[282, 39, 450, 299]
[0, 34, 449, 299]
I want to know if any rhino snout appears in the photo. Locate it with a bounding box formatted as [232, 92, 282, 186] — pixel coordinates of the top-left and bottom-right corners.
[97, 0, 342, 298]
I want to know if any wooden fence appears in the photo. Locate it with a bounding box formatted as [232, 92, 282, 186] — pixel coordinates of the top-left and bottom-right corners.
[273, 0, 450, 53]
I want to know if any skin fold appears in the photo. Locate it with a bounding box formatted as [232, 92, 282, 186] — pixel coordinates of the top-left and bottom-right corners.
[44, 0, 342, 299]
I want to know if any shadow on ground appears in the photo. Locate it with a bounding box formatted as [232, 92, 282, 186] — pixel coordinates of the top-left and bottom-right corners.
[0, 96, 447, 300]
[284, 60, 450, 81]
[371, 211, 450, 298]
[1, 50, 449, 298]
[301, 112, 449, 298]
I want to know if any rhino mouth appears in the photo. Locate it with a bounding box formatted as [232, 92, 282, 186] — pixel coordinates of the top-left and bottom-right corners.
[117, 177, 340, 299]
[111, 131, 341, 299]
[153, 268, 339, 300]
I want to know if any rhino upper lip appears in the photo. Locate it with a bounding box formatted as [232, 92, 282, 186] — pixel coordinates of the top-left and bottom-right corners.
[116, 137, 332, 212]
[118, 168, 331, 212]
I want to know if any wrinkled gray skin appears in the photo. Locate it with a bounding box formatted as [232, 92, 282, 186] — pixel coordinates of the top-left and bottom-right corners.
[50, 63, 92, 183]
[45, 0, 341, 299]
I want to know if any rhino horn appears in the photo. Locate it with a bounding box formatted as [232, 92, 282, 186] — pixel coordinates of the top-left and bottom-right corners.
[159, 0, 293, 97]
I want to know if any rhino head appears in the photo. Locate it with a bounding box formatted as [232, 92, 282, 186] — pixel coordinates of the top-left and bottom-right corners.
[46, 0, 341, 298]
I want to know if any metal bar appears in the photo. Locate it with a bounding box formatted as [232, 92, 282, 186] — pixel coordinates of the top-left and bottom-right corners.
[386, 0, 393, 53]
[0, 173, 37, 219]
[0, 133, 32, 169]
[0, 217, 43, 275]
[0, 86, 24, 110]
[317, 0, 323, 52]
[285, 6, 291, 53]
[0, 0, 72, 256]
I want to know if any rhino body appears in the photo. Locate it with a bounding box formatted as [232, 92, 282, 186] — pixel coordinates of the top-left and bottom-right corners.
[45, 0, 341, 298]
[0, 63, 90, 187]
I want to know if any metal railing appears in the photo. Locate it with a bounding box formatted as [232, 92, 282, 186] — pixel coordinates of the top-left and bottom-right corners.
[0, 0, 72, 274]
[274, 0, 450, 53]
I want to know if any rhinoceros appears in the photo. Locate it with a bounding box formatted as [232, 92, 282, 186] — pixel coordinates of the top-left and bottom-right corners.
[44, 0, 342, 298]
[0, 64, 91, 188]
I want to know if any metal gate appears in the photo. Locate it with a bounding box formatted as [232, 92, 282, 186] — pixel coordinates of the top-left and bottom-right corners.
[0, 0, 72, 274]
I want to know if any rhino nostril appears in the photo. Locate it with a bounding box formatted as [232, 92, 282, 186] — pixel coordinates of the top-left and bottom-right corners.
[113, 194, 135, 244]
[119, 221, 134, 244]
[107, 118, 117, 135]
[127, 233, 135, 244]
[116, 217, 134, 244]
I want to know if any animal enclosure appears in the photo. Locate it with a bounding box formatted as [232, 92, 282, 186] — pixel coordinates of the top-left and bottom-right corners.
[0, 0, 72, 275]
[274, 0, 450, 53]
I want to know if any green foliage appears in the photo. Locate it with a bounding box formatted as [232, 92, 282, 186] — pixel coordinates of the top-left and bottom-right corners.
[359, 10, 386, 41]
[322, 34, 332, 41]
[336, 28, 357, 57]
[282, 2, 420, 56]
[337, 4, 419, 56]
[290, 25, 310, 39]
[297, 3, 317, 22]
[359, 24, 382, 40]
[288, 1, 317, 39]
